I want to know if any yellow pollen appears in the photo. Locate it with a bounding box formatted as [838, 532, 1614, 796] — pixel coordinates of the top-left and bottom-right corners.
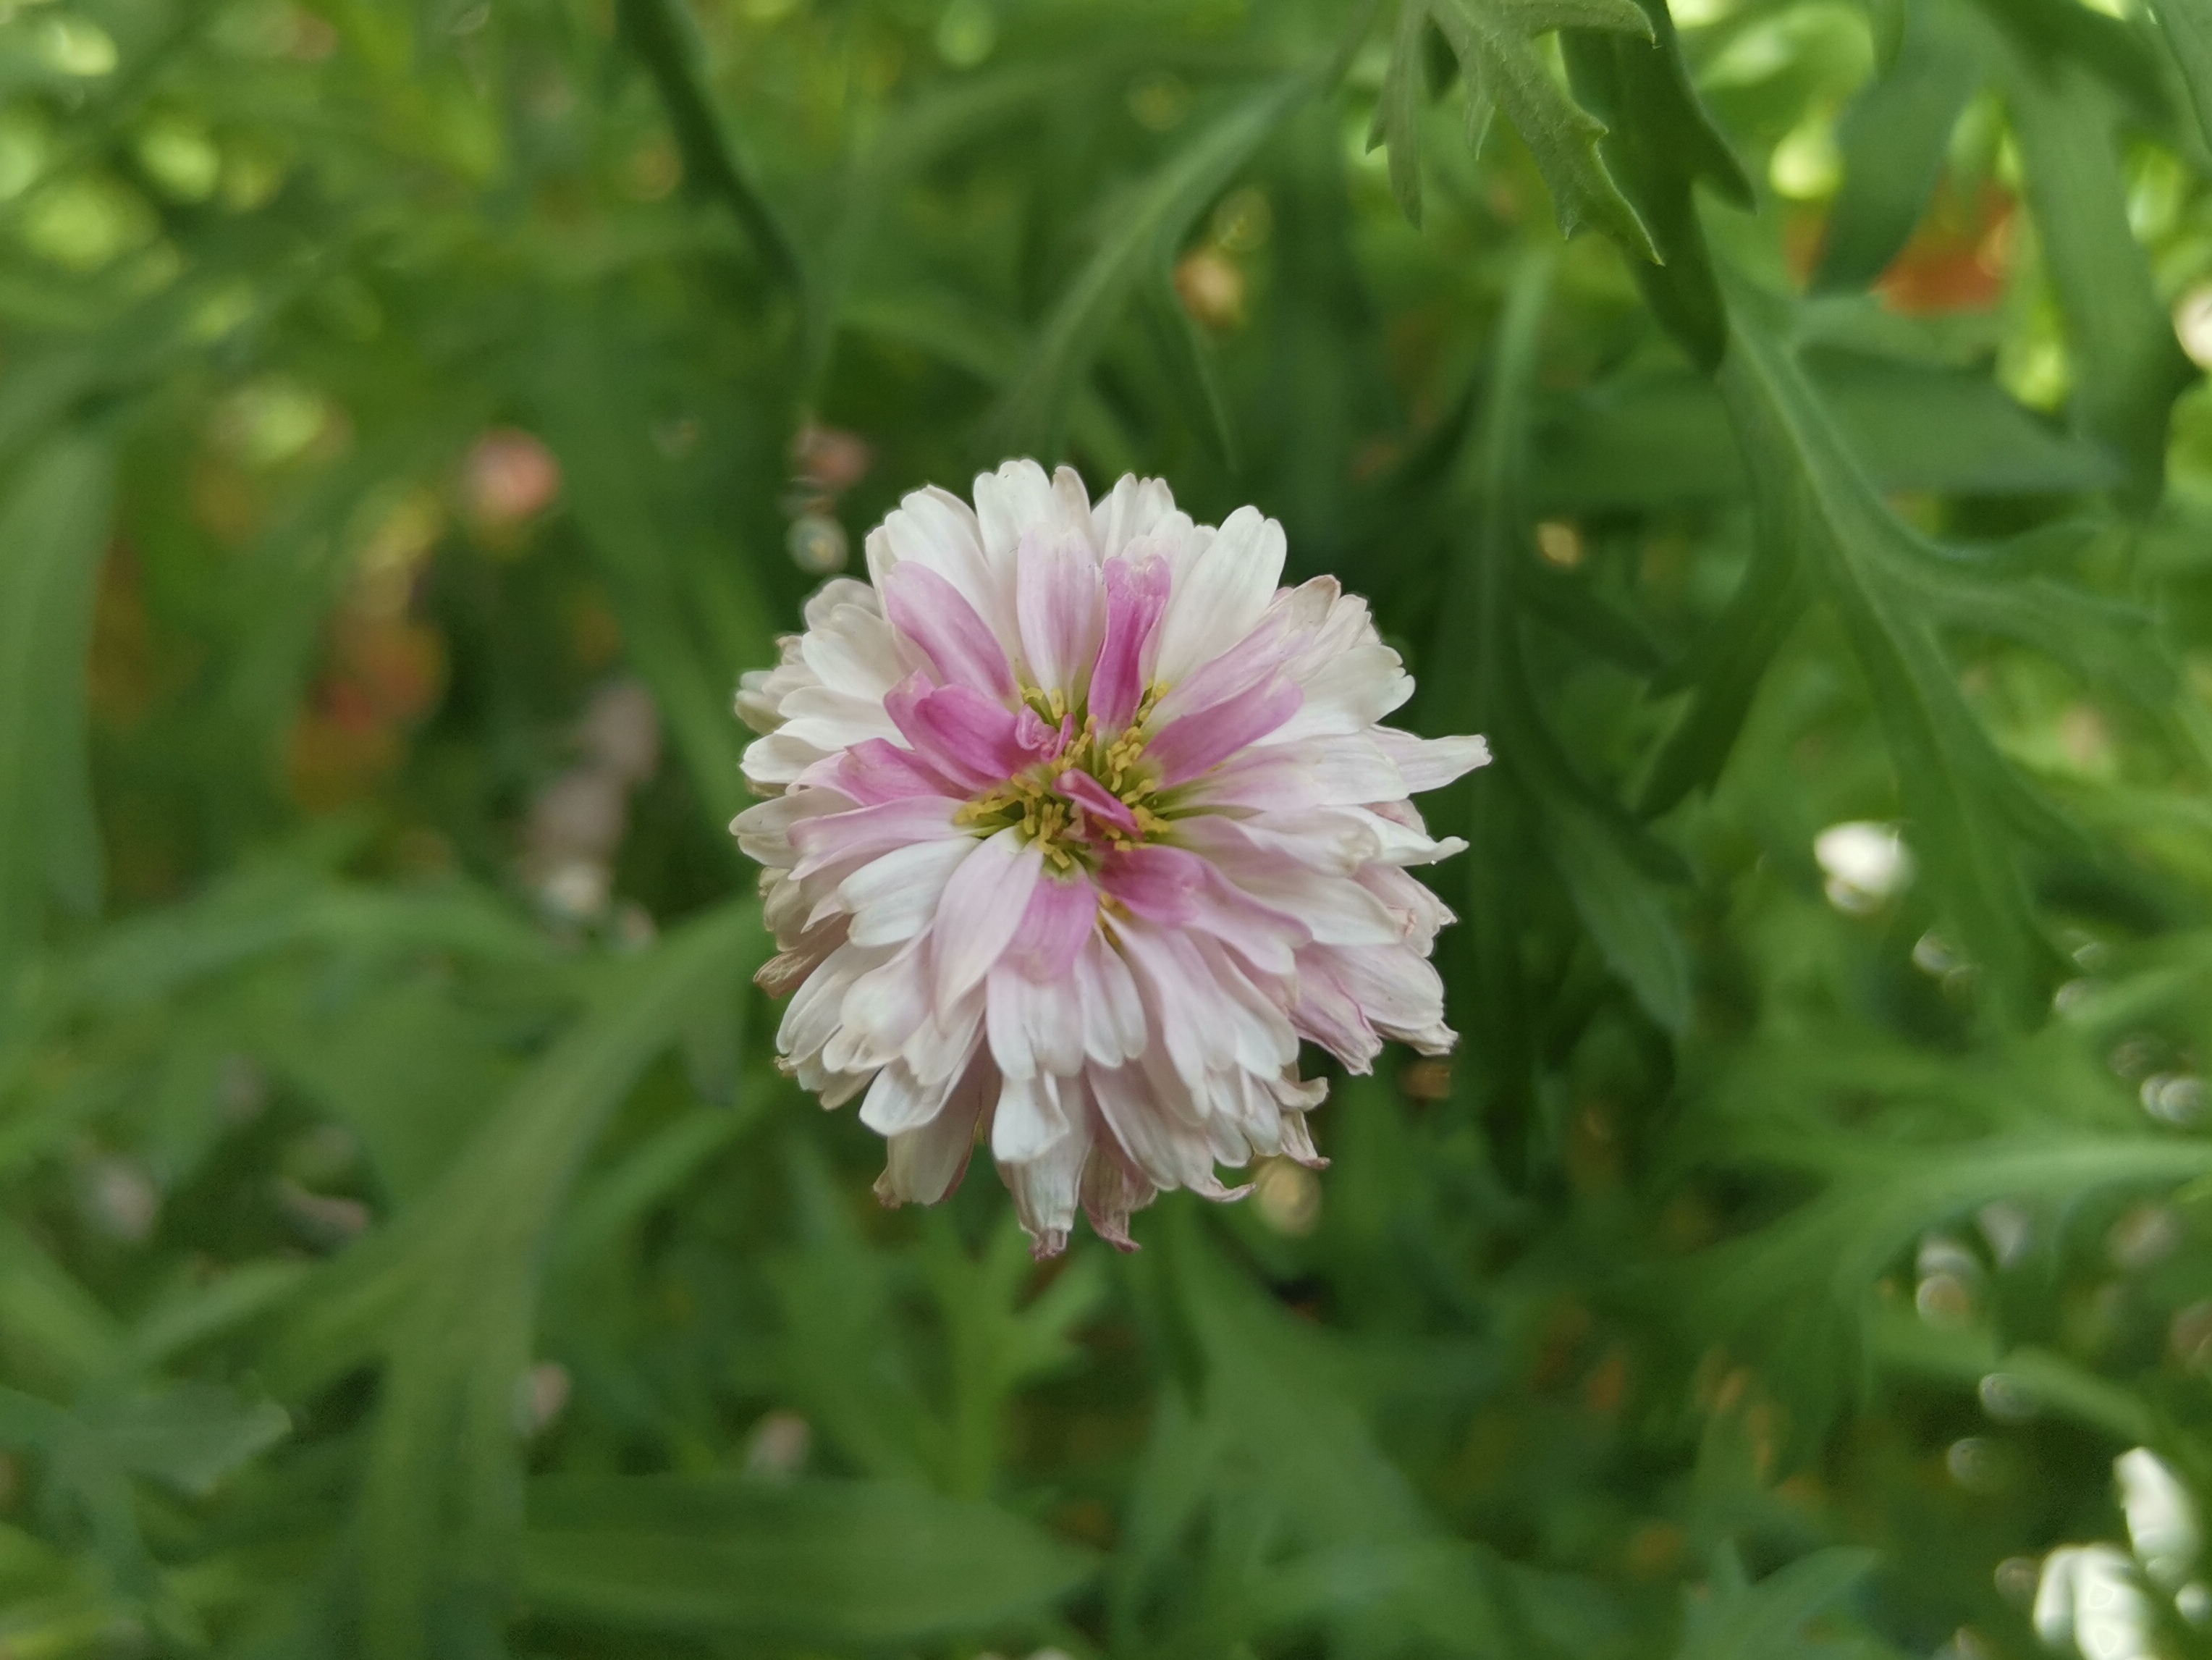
[956, 680, 1172, 866]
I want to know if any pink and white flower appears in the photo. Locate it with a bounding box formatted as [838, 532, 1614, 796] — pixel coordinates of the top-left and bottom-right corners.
[733, 460, 1489, 1255]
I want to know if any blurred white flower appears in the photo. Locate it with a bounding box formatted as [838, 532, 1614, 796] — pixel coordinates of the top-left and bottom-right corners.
[78, 1156, 159, 1243]
[1815, 820, 1914, 913]
[2117, 1448, 2201, 1591]
[513, 1361, 571, 1436]
[2033, 1452, 2205, 1658]
[524, 678, 662, 919]
[743, 1410, 811, 1478]
[2034, 1544, 2152, 1660]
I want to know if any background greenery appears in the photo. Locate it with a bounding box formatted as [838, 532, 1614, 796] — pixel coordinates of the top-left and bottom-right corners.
[1, 0, 2211, 1653]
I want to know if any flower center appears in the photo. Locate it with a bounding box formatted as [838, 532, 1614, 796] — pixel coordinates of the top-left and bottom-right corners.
[953, 685, 1170, 869]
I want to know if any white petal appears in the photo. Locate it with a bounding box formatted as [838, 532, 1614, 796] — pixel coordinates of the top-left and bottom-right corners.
[1000, 1087, 1091, 1255]
[928, 828, 1044, 1011]
[1076, 935, 1147, 1066]
[801, 576, 880, 627]
[859, 1060, 958, 1134]
[1152, 505, 1287, 686]
[1225, 867, 1403, 946]
[1372, 727, 1493, 792]
[800, 598, 919, 699]
[992, 1069, 1071, 1163]
[903, 990, 984, 1087]
[841, 838, 976, 948]
[1091, 474, 1178, 558]
[876, 1062, 990, 1206]
[828, 945, 931, 1071]
[779, 939, 893, 1064]
[1262, 643, 1411, 742]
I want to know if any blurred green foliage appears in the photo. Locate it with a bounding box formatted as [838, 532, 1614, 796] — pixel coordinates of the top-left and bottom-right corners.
[1, 0, 2212, 1655]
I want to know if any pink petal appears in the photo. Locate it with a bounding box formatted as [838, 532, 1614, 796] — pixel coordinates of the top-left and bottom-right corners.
[834, 738, 959, 804]
[1054, 769, 1141, 838]
[1097, 843, 1207, 924]
[1088, 555, 1170, 733]
[1007, 868, 1098, 980]
[887, 674, 1057, 791]
[1016, 533, 1102, 697]
[882, 561, 1017, 699]
[929, 827, 1044, 1011]
[788, 796, 966, 881]
[1143, 675, 1302, 785]
[1151, 609, 1295, 727]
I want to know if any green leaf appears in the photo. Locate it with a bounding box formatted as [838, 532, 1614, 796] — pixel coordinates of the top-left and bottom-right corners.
[1563, 0, 1749, 364]
[0, 1218, 126, 1391]
[1812, 0, 1982, 292]
[814, 64, 1094, 388]
[1427, 0, 1658, 258]
[2150, 0, 2212, 153]
[1717, 274, 2069, 1016]
[519, 1475, 1097, 1643]
[98, 1383, 291, 1498]
[0, 431, 113, 998]
[1681, 1118, 2212, 1436]
[616, 0, 803, 297]
[1530, 355, 2121, 511]
[1367, 0, 1437, 224]
[1639, 538, 1806, 817]
[1676, 1546, 1878, 1660]
[264, 899, 767, 1660]
[1139, 261, 1241, 470]
[1995, 32, 2191, 507]
[531, 321, 768, 833]
[992, 70, 1316, 459]
[1540, 785, 1693, 1029]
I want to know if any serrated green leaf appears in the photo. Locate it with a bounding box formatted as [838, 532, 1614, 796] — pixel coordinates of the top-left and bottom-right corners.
[1429, 0, 1657, 258]
[1718, 275, 2071, 1016]
[1563, 0, 1747, 362]
[1369, 0, 1435, 224]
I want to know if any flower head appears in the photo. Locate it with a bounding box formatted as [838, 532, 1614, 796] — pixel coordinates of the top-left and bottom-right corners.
[733, 460, 1488, 1255]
